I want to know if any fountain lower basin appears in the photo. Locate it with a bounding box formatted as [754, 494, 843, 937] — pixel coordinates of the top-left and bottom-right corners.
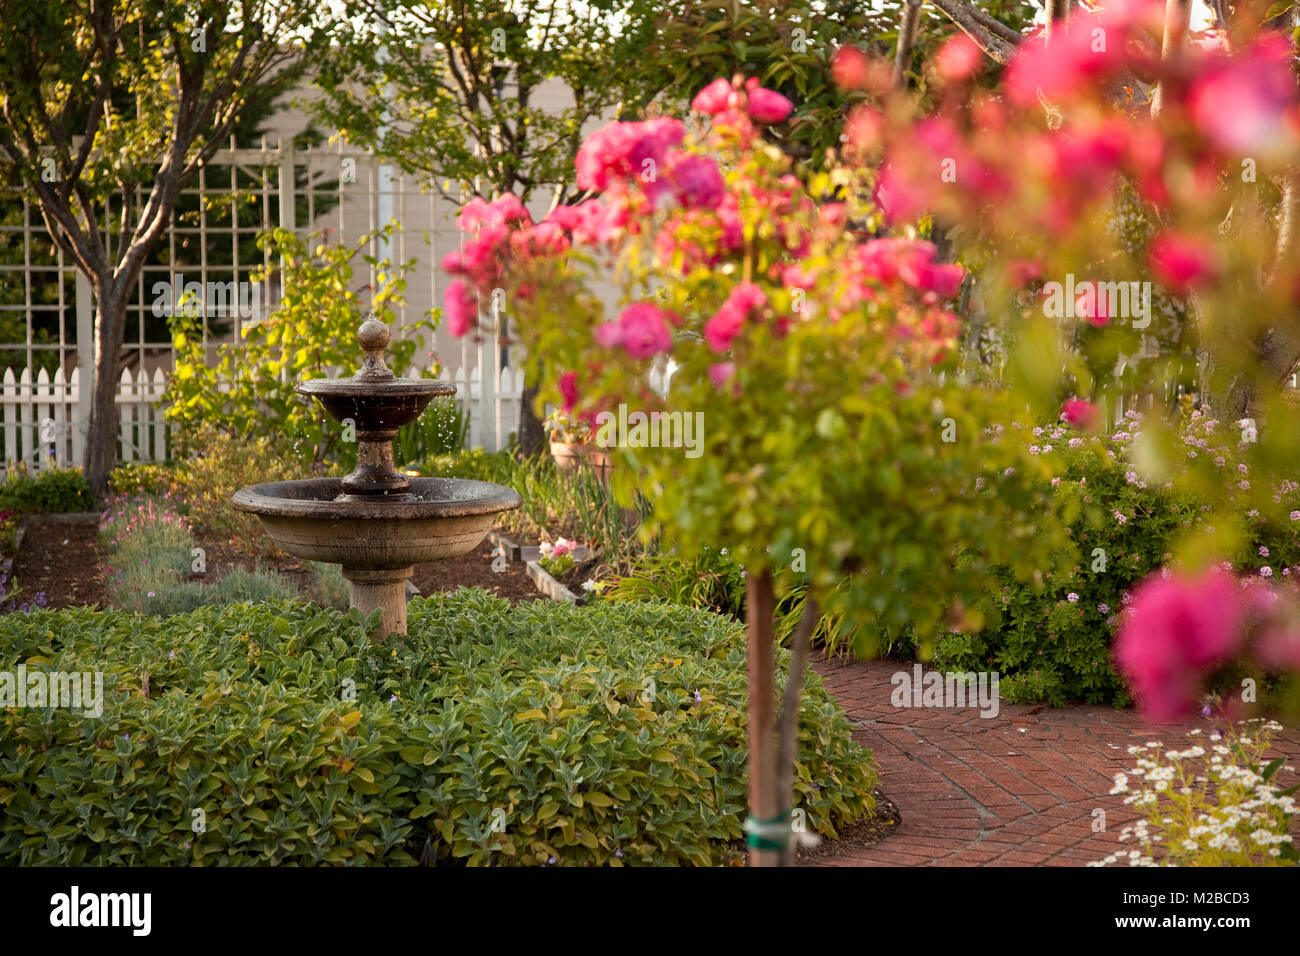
[233, 476, 521, 636]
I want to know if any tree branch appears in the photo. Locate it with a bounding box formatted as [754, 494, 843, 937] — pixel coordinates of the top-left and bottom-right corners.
[929, 0, 1021, 65]
[776, 594, 819, 867]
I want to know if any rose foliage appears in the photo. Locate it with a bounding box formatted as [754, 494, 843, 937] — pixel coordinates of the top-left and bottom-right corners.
[442, 78, 1071, 652]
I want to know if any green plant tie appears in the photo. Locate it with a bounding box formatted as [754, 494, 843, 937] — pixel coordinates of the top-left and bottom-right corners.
[744, 811, 792, 851]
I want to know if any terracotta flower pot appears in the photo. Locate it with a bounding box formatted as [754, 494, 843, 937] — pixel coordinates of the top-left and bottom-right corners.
[550, 441, 590, 473]
[550, 441, 614, 482]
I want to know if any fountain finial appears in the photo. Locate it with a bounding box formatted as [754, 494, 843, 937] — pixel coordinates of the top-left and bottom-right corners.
[356, 314, 395, 382]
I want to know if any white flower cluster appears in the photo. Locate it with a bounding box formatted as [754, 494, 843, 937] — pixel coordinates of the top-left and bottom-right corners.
[1093, 721, 1296, 866]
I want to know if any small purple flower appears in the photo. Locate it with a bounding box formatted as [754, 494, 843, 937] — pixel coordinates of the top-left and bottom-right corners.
[1067, 593, 1079, 603]
[169, 650, 176, 659]
[693, 689, 703, 704]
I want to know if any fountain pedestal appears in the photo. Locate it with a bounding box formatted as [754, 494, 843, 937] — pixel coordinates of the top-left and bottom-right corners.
[232, 317, 522, 638]
[342, 566, 414, 638]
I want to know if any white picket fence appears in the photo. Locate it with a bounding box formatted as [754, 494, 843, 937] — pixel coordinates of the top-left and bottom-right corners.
[1, 366, 168, 472]
[1, 361, 526, 471]
[446, 364, 524, 453]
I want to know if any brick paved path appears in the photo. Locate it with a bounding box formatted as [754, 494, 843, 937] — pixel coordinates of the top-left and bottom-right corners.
[813, 658, 1300, 866]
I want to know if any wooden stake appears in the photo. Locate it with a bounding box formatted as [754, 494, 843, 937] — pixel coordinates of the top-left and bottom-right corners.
[746, 569, 779, 867]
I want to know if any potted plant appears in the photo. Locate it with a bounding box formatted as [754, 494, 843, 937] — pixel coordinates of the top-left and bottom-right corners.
[544, 410, 609, 475]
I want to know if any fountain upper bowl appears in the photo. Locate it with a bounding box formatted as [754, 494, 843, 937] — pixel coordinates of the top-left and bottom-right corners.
[232, 476, 521, 568]
[295, 378, 457, 432]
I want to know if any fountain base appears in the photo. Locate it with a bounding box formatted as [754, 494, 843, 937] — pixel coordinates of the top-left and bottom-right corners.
[342, 565, 414, 638]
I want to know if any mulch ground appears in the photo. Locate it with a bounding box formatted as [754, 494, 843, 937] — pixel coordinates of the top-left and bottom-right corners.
[797, 790, 900, 864]
[4, 518, 545, 617]
[9, 517, 106, 609]
[812, 657, 1300, 867]
[410, 539, 541, 605]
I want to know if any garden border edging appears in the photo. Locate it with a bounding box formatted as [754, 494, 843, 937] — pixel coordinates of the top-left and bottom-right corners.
[525, 560, 579, 603]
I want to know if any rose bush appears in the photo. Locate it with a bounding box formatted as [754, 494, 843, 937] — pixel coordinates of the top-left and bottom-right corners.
[441, 78, 1069, 660]
[834, 5, 1300, 717]
[440, 75, 1077, 863]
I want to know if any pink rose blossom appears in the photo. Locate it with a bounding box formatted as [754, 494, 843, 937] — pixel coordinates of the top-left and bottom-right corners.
[595, 302, 674, 359]
[831, 46, 870, 91]
[709, 362, 737, 390]
[664, 153, 726, 210]
[1150, 231, 1217, 293]
[575, 118, 686, 192]
[1115, 567, 1245, 720]
[691, 78, 734, 115]
[746, 83, 793, 124]
[558, 371, 579, 412]
[704, 282, 767, 353]
[1062, 399, 1100, 430]
[457, 194, 531, 233]
[935, 35, 982, 82]
[443, 280, 476, 337]
[1188, 34, 1296, 155]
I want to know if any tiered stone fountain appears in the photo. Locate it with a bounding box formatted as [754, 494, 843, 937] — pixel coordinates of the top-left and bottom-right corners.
[233, 317, 521, 636]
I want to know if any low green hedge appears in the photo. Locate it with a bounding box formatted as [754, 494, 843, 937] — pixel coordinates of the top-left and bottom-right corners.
[0, 592, 877, 865]
[0, 467, 93, 514]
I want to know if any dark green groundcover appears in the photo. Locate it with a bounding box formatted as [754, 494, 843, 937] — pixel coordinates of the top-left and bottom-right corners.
[0, 591, 876, 865]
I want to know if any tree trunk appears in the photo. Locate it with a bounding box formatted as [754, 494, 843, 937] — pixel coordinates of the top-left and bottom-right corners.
[1150, 0, 1191, 116]
[1196, 352, 1253, 422]
[893, 0, 924, 88]
[776, 596, 819, 866]
[83, 286, 127, 498]
[1045, 0, 1071, 42]
[517, 379, 546, 459]
[745, 569, 779, 867]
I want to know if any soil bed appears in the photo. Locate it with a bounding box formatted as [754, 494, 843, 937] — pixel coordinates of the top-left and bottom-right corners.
[10, 518, 105, 609]
[4, 520, 543, 614]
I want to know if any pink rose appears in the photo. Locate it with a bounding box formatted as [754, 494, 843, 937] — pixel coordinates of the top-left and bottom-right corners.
[665, 154, 726, 210]
[704, 282, 767, 353]
[709, 361, 737, 390]
[1149, 231, 1217, 293]
[457, 194, 531, 233]
[1062, 399, 1100, 430]
[575, 118, 686, 192]
[558, 371, 579, 412]
[1188, 34, 1296, 155]
[921, 263, 964, 299]
[844, 106, 885, 156]
[691, 78, 734, 115]
[443, 280, 476, 338]
[1115, 568, 1245, 720]
[746, 83, 793, 124]
[831, 46, 870, 91]
[935, 35, 982, 82]
[596, 303, 674, 359]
